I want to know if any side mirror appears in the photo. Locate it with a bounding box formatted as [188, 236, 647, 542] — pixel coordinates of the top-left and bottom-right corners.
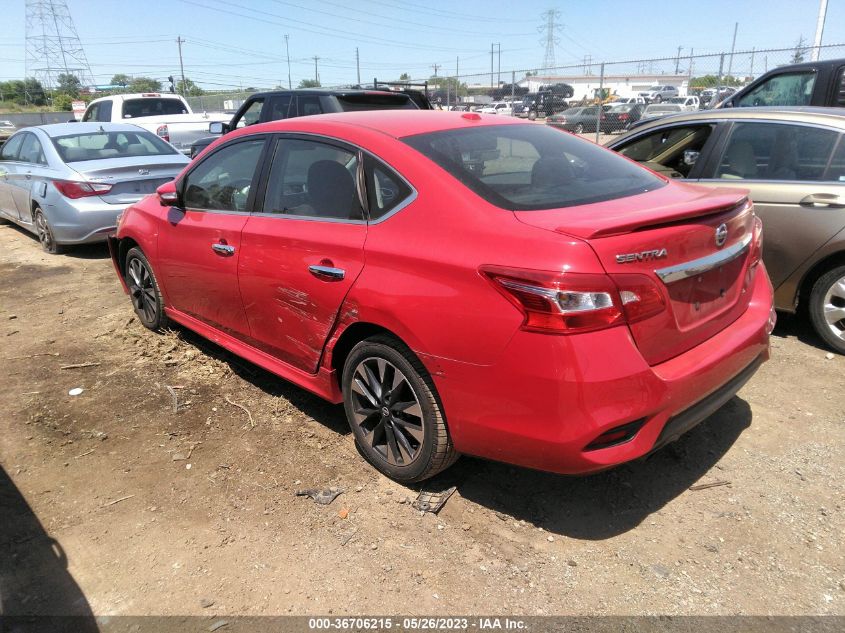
[208, 121, 227, 134]
[683, 150, 700, 166]
[156, 180, 180, 207]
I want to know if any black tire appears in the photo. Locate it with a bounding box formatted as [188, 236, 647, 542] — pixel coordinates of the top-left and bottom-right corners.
[527, 110, 537, 121]
[573, 122, 584, 134]
[34, 208, 63, 254]
[654, 95, 663, 103]
[124, 246, 168, 331]
[342, 334, 458, 483]
[808, 264, 845, 354]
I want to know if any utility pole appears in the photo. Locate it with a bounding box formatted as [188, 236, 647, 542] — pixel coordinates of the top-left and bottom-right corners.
[285, 34, 291, 89]
[356, 47, 361, 85]
[431, 63, 440, 78]
[491, 42, 494, 90]
[497, 43, 501, 88]
[750, 47, 756, 78]
[313, 56, 320, 84]
[727, 22, 738, 80]
[176, 36, 186, 95]
[674, 46, 682, 74]
[811, 0, 829, 61]
[688, 48, 694, 80]
[456, 56, 459, 78]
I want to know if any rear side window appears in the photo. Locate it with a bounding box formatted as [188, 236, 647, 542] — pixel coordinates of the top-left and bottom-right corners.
[122, 98, 188, 118]
[364, 155, 413, 220]
[403, 124, 664, 210]
[336, 94, 417, 111]
[827, 138, 845, 182]
[262, 138, 363, 221]
[714, 122, 839, 181]
[266, 95, 291, 120]
[737, 71, 816, 107]
[96, 101, 112, 122]
[295, 95, 323, 117]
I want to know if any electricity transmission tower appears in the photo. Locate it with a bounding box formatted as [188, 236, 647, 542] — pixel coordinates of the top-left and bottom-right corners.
[539, 9, 561, 70]
[25, 0, 95, 91]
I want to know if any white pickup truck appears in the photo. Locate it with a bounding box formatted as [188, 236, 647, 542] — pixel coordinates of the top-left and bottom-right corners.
[77, 93, 229, 155]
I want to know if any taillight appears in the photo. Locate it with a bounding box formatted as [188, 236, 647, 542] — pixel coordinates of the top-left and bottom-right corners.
[156, 124, 170, 142]
[750, 214, 763, 266]
[53, 180, 113, 199]
[618, 113, 629, 121]
[481, 266, 666, 335]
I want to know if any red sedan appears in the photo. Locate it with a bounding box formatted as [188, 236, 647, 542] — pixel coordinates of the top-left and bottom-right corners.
[109, 111, 774, 483]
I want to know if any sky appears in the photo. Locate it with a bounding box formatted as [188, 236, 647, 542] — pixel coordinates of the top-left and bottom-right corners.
[1, 0, 845, 90]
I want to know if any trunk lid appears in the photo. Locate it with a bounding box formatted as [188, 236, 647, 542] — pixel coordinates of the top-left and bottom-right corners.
[69, 156, 187, 205]
[515, 184, 757, 365]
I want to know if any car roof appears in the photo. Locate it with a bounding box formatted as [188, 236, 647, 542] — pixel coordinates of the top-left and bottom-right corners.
[29, 122, 153, 137]
[758, 57, 845, 72]
[248, 88, 411, 99]
[249, 110, 525, 138]
[617, 106, 845, 132]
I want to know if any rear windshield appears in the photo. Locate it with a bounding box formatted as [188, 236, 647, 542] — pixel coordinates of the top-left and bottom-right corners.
[402, 124, 665, 210]
[52, 130, 179, 163]
[337, 93, 417, 111]
[121, 98, 188, 118]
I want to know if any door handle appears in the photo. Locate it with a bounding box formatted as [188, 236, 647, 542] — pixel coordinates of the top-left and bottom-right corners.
[309, 265, 345, 281]
[211, 242, 235, 256]
[801, 193, 843, 207]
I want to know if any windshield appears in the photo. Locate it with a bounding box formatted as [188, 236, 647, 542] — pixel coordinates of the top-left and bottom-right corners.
[402, 124, 664, 211]
[122, 98, 188, 118]
[521, 94, 536, 103]
[610, 104, 634, 112]
[52, 129, 180, 163]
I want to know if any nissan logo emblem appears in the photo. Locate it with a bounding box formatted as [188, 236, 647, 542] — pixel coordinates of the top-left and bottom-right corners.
[715, 223, 728, 247]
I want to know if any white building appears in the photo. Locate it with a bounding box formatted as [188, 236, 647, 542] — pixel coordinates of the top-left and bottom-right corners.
[520, 73, 690, 100]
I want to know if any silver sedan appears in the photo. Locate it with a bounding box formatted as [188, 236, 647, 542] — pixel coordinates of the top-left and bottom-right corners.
[0, 122, 189, 253]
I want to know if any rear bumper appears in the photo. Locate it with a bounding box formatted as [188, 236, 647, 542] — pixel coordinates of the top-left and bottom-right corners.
[45, 197, 126, 245]
[431, 263, 774, 475]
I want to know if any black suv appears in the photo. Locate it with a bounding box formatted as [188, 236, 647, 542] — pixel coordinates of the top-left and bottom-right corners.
[512, 85, 574, 120]
[189, 88, 425, 157]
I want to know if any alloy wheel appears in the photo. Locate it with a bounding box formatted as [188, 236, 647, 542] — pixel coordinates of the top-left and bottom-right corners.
[822, 273, 845, 343]
[35, 211, 56, 252]
[349, 357, 425, 466]
[127, 257, 158, 324]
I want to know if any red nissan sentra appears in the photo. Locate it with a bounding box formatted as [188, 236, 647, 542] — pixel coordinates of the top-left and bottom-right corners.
[109, 111, 775, 483]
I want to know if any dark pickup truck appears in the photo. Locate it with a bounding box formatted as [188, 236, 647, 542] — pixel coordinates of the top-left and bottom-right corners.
[716, 57, 845, 109]
[189, 87, 428, 157]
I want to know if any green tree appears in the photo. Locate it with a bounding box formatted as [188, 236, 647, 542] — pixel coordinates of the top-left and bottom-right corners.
[56, 73, 81, 97]
[297, 79, 321, 88]
[176, 78, 204, 96]
[399, 73, 410, 81]
[791, 36, 808, 64]
[52, 93, 75, 111]
[110, 73, 131, 88]
[129, 76, 162, 92]
[690, 74, 744, 88]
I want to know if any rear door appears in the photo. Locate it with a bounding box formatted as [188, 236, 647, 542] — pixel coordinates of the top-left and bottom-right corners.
[238, 135, 368, 373]
[7, 132, 47, 219]
[696, 120, 845, 289]
[156, 136, 268, 337]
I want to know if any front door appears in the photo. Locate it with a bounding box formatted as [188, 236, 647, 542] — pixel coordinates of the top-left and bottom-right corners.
[238, 136, 367, 373]
[0, 134, 25, 220]
[156, 136, 267, 338]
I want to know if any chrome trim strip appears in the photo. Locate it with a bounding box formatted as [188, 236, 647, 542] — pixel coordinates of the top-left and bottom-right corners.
[655, 233, 752, 284]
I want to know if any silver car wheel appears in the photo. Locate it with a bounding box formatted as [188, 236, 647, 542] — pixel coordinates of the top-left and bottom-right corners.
[35, 210, 56, 252]
[127, 257, 158, 324]
[822, 274, 845, 342]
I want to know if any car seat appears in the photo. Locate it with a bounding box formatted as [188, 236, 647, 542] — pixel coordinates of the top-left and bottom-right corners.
[720, 141, 758, 179]
[306, 160, 363, 220]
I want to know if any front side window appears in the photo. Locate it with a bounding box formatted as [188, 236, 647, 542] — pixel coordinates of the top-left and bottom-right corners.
[616, 124, 714, 178]
[262, 138, 363, 220]
[737, 71, 816, 107]
[52, 130, 179, 163]
[827, 138, 845, 182]
[96, 101, 112, 122]
[236, 98, 265, 128]
[81, 103, 98, 122]
[713, 122, 839, 181]
[403, 123, 665, 210]
[18, 133, 46, 165]
[296, 95, 323, 117]
[0, 134, 24, 160]
[265, 96, 290, 120]
[183, 139, 265, 211]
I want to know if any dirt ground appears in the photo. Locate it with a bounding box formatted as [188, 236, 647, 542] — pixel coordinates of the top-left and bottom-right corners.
[0, 220, 843, 617]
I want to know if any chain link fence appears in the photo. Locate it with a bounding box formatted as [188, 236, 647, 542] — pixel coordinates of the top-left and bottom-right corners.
[419, 44, 845, 135]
